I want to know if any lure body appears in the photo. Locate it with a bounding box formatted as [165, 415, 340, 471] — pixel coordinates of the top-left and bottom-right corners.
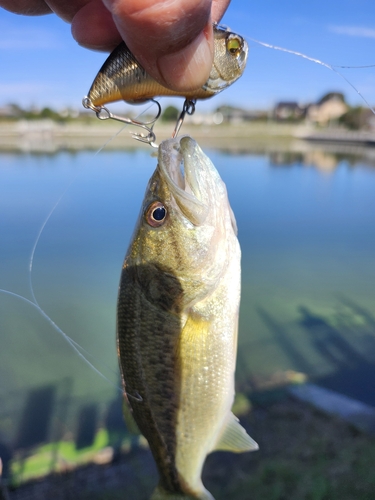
[86, 26, 248, 108]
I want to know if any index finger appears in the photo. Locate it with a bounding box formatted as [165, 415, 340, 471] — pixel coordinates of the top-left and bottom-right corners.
[73, 0, 231, 92]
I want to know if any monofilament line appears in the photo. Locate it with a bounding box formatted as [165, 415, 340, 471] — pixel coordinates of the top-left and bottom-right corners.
[246, 36, 375, 116]
[25, 181, 121, 392]
[0, 288, 120, 391]
[1, 99, 160, 392]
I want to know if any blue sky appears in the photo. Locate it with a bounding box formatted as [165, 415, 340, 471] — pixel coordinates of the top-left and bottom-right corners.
[1, 0, 375, 112]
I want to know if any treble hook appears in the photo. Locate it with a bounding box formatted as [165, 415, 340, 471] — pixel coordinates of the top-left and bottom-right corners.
[82, 97, 161, 149]
[172, 99, 197, 138]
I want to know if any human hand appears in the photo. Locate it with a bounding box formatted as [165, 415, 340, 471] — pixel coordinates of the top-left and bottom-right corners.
[0, 0, 231, 91]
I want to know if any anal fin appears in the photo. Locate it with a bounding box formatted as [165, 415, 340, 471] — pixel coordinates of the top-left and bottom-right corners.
[213, 412, 258, 453]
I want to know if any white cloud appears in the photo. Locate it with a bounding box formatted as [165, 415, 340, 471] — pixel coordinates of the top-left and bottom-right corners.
[329, 25, 375, 39]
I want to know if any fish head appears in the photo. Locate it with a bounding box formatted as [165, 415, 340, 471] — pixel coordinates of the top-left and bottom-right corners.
[127, 136, 239, 305]
[206, 26, 249, 94]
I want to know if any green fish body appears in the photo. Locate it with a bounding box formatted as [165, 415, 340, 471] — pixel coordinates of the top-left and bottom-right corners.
[117, 136, 257, 499]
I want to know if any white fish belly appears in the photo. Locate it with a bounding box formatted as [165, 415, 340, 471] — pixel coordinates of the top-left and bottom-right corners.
[175, 247, 241, 491]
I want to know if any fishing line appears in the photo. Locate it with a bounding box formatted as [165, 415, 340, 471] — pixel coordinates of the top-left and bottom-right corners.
[1, 174, 122, 389]
[26, 181, 122, 390]
[2, 101, 159, 392]
[333, 64, 375, 69]
[11, 35, 375, 387]
[26, 101, 159, 382]
[94, 121, 129, 155]
[0, 288, 121, 392]
[245, 35, 375, 115]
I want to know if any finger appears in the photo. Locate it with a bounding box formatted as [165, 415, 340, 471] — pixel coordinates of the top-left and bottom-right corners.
[0, 0, 52, 15]
[72, 0, 122, 51]
[102, 0, 214, 92]
[211, 0, 231, 22]
[44, 0, 91, 22]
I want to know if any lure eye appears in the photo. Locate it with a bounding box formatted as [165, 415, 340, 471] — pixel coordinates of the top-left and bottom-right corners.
[146, 201, 167, 227]
[226, 34, 243, 55]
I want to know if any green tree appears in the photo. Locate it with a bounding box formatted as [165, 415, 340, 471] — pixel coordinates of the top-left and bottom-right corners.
[161, 105, 179, 122]
[339, 106, 372, 130]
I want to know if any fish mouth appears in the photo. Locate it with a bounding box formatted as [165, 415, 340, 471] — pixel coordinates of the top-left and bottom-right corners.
[158, 136, 209, 226]
[240, 39, 249, 67]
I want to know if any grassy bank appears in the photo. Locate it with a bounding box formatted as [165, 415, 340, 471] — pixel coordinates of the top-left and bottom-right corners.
[1, 120, 374, 162]
[8, 389, 375, 500]
[0, 120, 305, 154]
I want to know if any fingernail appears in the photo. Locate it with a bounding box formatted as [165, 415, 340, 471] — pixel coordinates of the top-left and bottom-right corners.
[157, 31, 213, 92]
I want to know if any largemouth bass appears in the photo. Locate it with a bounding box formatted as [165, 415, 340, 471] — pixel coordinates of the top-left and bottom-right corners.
[86, 25, 248, 107]
[117, 136, 258, 500]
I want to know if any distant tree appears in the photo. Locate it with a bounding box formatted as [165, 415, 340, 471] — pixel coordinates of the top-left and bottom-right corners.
[22, 106, 65, 121]
[39, 107, 56, 119]
[161, 105, 179, 122]
[22, 109, 38, 119]
[339, 106, 372, 130]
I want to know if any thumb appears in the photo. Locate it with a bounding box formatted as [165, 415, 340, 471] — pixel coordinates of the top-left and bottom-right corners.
[102, 0, 214, 92]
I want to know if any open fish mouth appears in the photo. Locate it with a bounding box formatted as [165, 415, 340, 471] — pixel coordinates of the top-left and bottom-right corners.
[157, 136, 209, 226]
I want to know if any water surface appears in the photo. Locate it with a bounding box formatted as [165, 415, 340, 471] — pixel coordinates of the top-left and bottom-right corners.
[1, 144, 375, 479]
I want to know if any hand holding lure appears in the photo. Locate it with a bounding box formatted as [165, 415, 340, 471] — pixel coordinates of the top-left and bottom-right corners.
[83, 24, 248, 147]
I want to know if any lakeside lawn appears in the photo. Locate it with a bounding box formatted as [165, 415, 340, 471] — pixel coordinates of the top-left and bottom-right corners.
[8, 389, 375, 500]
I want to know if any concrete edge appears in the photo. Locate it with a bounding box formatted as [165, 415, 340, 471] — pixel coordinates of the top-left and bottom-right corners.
[288, 383, 375, 435]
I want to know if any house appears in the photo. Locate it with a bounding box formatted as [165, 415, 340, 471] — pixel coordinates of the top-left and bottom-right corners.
[273, 101, 306, 121]
[0, 104, 22, 118]
[307, 92, 348, 125]
[215, 105, 268, 123]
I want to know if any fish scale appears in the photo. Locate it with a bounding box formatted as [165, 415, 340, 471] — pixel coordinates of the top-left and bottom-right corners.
[118, 263, 183, 493]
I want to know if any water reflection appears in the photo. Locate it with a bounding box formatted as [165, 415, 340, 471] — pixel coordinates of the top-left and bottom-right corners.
[270, 150, 339, 171]
[16, 386, 56, 450]
[298, 305, 363, 369]
[250, 298, 375, 407]
[2, 146, 375, 174]
[3, 133, 375, 172]
[75, 404, 98, 450]
[257, 307, 316, 376]
[305, 298, 375, 407]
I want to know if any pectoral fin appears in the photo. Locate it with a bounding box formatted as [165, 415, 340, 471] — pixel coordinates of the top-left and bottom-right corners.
[213, 412, 258, 452]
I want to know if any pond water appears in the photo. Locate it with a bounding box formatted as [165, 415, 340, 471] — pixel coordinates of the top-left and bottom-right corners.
[1, 142, 375, 481]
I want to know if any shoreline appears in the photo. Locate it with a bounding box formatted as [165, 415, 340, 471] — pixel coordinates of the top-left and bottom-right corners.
[1, 121, 375, 155]
[5, 383, 375, 500]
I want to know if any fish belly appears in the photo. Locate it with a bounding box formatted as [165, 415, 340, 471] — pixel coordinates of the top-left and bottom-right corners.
[175, 255, 241, 492]
[175, 313, 236, 491]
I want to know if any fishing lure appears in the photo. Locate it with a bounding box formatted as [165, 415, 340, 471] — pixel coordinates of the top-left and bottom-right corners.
[83, 24, 248, 146]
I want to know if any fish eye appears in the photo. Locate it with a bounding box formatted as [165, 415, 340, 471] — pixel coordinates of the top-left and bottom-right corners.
[226, 34, 243, 56]
[146, 201, 167, 227]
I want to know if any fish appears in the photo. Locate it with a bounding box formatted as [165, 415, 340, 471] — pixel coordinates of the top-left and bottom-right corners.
[116, 136, 258, 500]
[86, 25, 248, 108]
